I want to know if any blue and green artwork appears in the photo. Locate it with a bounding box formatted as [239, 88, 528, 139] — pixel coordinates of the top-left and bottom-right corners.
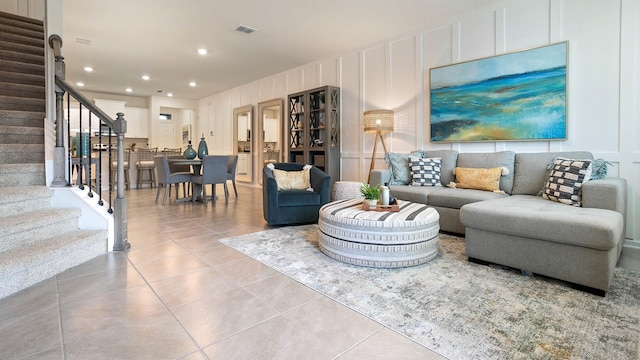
[430, 42, 567, 142]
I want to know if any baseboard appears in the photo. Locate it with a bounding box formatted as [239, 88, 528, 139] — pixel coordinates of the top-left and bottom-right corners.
[624, 239, 640, 249]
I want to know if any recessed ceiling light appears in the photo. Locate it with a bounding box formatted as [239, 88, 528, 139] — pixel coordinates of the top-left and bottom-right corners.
[84, 66, 93, 72]
[126, 88, 133, 93]
[189, 82, 196, 87]
[142, 75, 150, 81]
[76, 82, 84, 87]
[167, 93, 174, 97]
[197, 48, 207, 55]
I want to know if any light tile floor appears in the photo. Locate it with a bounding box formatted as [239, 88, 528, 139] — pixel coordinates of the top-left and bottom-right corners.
[2, 185, 639, 359]
[0, 185, 447, 360]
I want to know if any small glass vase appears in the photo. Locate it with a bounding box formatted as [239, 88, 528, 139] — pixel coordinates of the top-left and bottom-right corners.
[197, 134, 208, 159]
[183, 142, 197, 159]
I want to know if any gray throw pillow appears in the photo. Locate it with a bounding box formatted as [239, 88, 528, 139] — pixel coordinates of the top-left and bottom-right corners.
[409, 156, 442, 186]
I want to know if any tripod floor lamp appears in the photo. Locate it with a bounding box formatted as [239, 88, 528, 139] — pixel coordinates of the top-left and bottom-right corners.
[364, 109, 394, 184]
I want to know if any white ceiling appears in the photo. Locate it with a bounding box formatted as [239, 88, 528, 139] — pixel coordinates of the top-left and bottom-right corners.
[62, 0, 505, 100]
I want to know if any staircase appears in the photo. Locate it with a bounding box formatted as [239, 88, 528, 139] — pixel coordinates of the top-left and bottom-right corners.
[0, 11, 107, 300]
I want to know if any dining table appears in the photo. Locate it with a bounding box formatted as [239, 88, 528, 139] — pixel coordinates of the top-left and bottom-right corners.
[167, 158, 203, 202]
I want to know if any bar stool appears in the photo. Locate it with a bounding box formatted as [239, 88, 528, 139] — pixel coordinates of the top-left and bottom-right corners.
[110, 149, 130, 189]
[136, 147, 157, 188]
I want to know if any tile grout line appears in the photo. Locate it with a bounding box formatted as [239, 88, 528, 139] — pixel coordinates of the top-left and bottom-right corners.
[124, 253, 211, 360]
[54, 275, 67, 360]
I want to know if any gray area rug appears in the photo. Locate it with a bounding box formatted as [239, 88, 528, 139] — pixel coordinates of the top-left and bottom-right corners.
[220, 225, 640, 359]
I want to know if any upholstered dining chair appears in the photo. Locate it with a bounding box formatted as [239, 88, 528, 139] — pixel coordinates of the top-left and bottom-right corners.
[262, 163, 331, 225]
[166, 155, 193, 198]
[109, 148, 130, 189]
[136, 147, 157, 188]
[153, 156, 193, 205]
[226, 154, 239, 197]
[191, 155, 229, 204]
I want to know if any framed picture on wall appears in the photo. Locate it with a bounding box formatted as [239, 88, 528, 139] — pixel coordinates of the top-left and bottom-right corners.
[181, 125, 191, 146]
[429, 41, 568, 142]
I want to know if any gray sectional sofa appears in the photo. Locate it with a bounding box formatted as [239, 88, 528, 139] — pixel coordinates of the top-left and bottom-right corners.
[370, 150, 627, 295]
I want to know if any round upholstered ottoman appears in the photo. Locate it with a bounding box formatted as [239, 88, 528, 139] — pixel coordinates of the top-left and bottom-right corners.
[318, 198, 440, 268]
[331, 181, 364, 201]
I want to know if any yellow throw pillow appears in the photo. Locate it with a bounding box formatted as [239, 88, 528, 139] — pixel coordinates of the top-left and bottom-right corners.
[272, 167, 311, 191]
[452, 167, 503, 192]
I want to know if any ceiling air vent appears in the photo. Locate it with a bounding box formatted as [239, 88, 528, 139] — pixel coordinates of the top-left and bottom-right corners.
[75, 37, 92, 45]
[234, 25, 257, 34]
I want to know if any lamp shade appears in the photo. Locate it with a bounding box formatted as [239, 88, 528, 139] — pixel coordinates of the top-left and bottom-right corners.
[363, 109, 394, 134]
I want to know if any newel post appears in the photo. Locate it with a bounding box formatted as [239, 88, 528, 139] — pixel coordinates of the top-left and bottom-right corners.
[112, 112, 130, 251]
[49, 34, 67, 187]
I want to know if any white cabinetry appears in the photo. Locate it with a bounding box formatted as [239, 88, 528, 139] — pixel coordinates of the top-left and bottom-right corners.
[264, 117, 278, 143]
[237, 153, 248, 174]
[124, 107, 148, 138]
[237, 114, 250, 141]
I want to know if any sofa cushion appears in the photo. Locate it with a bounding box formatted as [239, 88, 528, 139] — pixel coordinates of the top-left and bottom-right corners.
[428, 188, 507, 209]
[384, 150, 425, 185]
[451, 167, 503, 192]
[541, 157, 592, 206]
[389, 185, 441, 204]
[512, 151, 593, 195]
[456, 151, 515, 194]
[459, 195, 623, 250]
[409, 156, 442, 186]
[424, 150, 458, 185]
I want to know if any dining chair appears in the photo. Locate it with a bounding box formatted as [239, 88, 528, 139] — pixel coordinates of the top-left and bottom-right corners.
[136, 147, 157, 188]
[163, 147, 182, 156]
[153, 156, 193, 205]
[109, 149, 130, 189]
[191, 155, 229, 204]
[166, 155, 193, 198]
[226, 154, 239, 197]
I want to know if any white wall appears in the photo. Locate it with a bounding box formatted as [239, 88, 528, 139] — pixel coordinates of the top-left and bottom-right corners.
[197, 0, 639, 243]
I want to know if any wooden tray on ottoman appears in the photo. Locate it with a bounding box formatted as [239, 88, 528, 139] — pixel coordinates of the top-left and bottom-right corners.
[361, 202, 400, 212]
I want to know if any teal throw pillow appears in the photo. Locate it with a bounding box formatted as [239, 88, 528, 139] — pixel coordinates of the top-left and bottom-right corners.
[590, 158, 611, 180]
[384, 150, 425, 185]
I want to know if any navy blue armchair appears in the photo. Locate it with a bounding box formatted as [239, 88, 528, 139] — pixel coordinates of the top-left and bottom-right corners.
[263, 163, 331, 225]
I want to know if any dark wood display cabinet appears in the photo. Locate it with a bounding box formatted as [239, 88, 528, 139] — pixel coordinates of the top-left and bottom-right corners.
[288, 85, 340, 186]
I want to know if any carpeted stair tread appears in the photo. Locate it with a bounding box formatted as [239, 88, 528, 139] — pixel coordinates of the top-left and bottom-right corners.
[0, 208, 82, 251]
[0, 39, 43, 57]
[0, 82, 45, 99]
[0, 95, 45, 112]
[0, 48, 43, 65]
[0, 125, 44, 144]
[0, 59, 44, 76]
[0, 109, 45, 127]
[0, 28, 43, 48]
[0, 11, 44, 28]
[0, 229, 107, 300]
[0, 164, 45, 186]
[0, 70, 44, 86]
[0, 185, 51, 205]
[0, 22, 43, 40]
[0, 144, 44, 163]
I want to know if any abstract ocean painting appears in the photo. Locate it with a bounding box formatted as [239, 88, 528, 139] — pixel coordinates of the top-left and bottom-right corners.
[430, 42, 567, 142]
